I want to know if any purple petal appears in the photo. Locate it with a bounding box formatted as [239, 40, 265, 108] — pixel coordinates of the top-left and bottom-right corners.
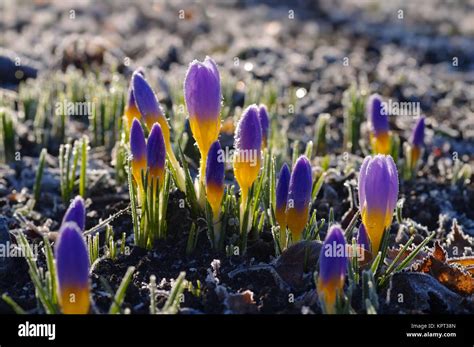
[358, 156, 371, 210]
[235, 105, 262, 152]
[367, 94, 389, 135]
[276, 163, 290, 211]
[56, 222, 89, 290]
[130, 118, 146, 161]
[206, 141, 225, 187]
[385, 155, 399, 215]
[364, 155, 390, 215]
[410, 116, 425, 147]
[62, 196, 86, 231]
[147, 123, 166, 173]
[184, 56, 221, 122]
[258, 104, 270, 138]
[288, 156, 312, 211]
[357, 223, 371, 251]
[319, 225, 347, 284]
[133, 72, 163, 120]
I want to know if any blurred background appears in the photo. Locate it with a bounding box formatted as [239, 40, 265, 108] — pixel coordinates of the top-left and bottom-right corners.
[1, 0, 473, 151]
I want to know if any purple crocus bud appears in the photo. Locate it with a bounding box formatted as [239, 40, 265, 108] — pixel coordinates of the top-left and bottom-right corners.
[56, 222, 90, 314]
[130, 118, 147, 190]
[275, 163, 290, 229]
[124, 68, 145, 132]
[233, 105, 262, 205]
[147, 123, 166, 187]
[358, 155, 398, 253]
[62, 196, 86, 231]
[408, 116, 425, 170]
[357, 223, 371, 252]
[184, 56, 221, 180]
[286, 156, 312, 242]
[258, 104, 270, 149]
[205, 141, 225, 219]
[318, 225, 347, 314]
[367, 94, 390, 154]
[132, 72, 165, 131]
[410, 117, 425, 148]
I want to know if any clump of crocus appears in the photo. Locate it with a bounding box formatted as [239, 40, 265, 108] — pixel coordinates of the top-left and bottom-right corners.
[275, 163, 290, 247]
[358, 155, 398, 253]
[258, 104, 270, 149]
[286, 156, 312, 243]
[407, 116, 425, 172]
[367, 94, 391, 155]
[130, 118, 147, 193]
[205, 141, 225, 245]
[62, 195, 85, 231]
[184, 56, 221, 183]
[317, 225, 347, 314]
[123, 68, 144, 133]
[147, 123, 166, 189]
[133, 72, 185, 192]
[233, 105, 262, 211]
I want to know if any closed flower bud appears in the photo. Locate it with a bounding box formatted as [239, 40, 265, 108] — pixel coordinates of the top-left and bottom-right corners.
[286, 156, 312, 242]
[184, 56, 221, 179]
[409, 116, 425, 169]
[56, 222, 90, 314]
[147, 123, 166, 188]
[318, 225, 347, 314]
[367, 94, 391, 154]
[130, 118, 147, 189]
[275, 163, 290, 229]
[233, 105, 262, 205]
[205, 141, 225, 219]
[358, 155, 398, 253]
[62, 196, 85, 231]
[258, 104, 270, 149]
[124, 68, 144, 132]
[357, 223, 371, 253]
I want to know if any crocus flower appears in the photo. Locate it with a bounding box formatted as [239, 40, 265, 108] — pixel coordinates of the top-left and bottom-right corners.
[318, 225, 347, 314]
[147, 123, 166, 188]
[184, 56, 221, 181]
[358, 155, 398, 253]
[62, 196, 85, 231]
[275, 163, 290, 229]
[408, 116, 425, 169]
[56, 222, 90, 314]
[357, 223, 371, 253]
[123, 68, 144, 132]
[132, 72, 166, 132]
[133, 71, 186, 192]
[276, 163, 290, 248]
[258, 104, 270, 149]
[367, 94, 391, 154]
[205, 141, 225, 220]
[130, 118, 147, 191]
[233, 105, 262, 206]
[286, 156, 312, 242]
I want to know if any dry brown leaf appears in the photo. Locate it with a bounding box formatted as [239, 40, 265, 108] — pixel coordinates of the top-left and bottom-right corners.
[448, 257, 474, 275]
[412, 242, 474, 296]
[225, 290, 258, 314]
[445, 220, 473, 257]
